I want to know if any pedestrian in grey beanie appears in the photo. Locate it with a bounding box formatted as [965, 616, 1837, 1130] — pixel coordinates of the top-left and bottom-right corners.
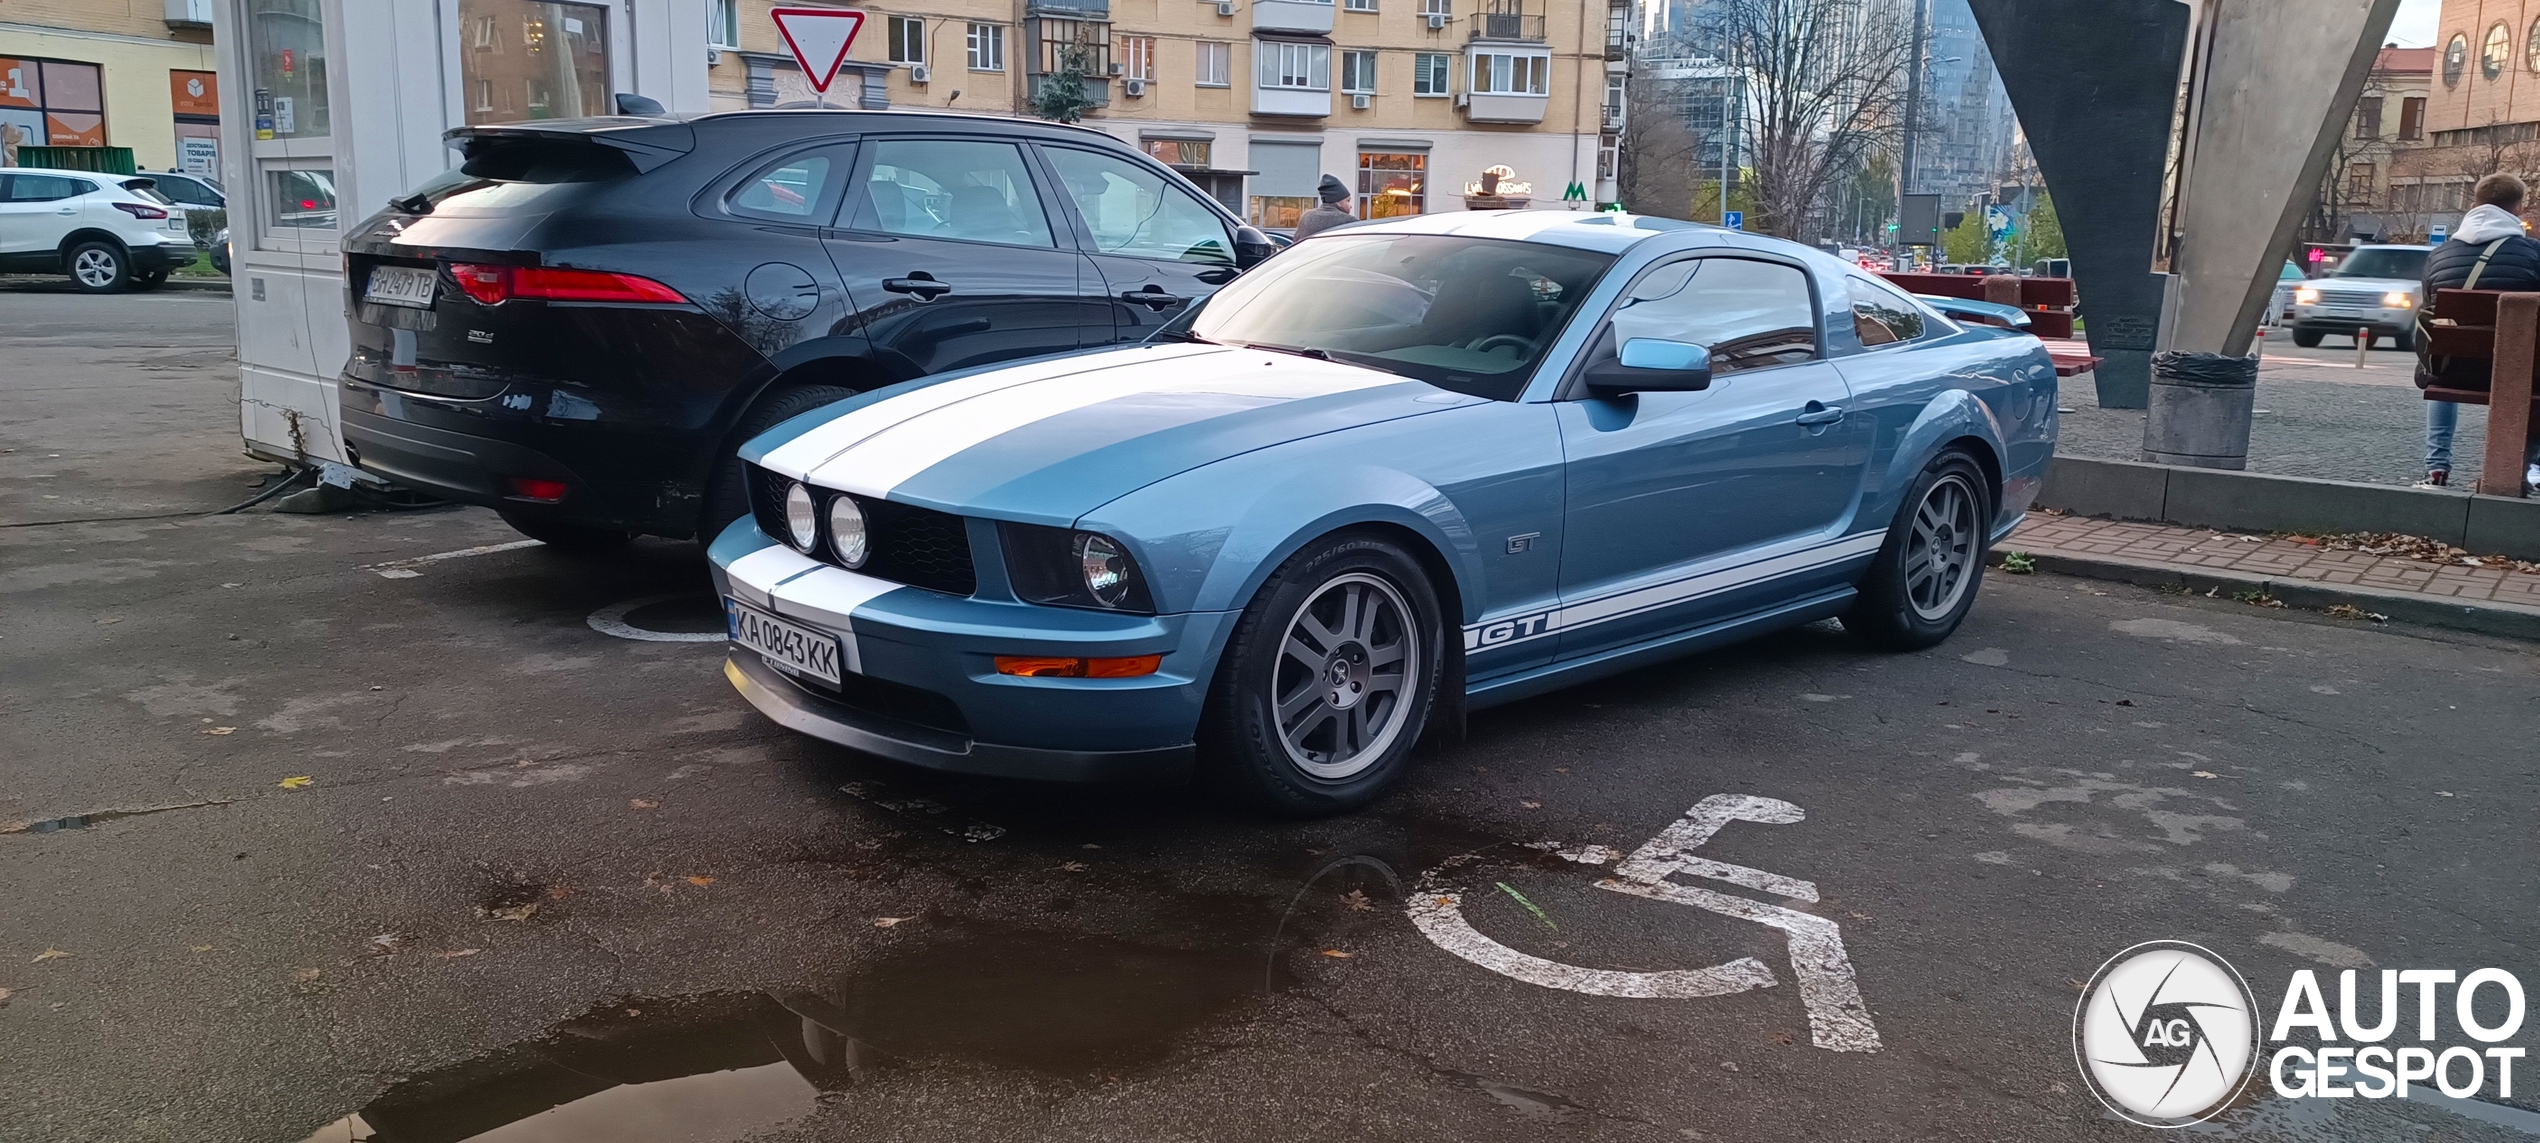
[1291, 174, 1356, 241]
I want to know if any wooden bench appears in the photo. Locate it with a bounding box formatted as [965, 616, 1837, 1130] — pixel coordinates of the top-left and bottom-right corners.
[2422, 288, 2540, 497]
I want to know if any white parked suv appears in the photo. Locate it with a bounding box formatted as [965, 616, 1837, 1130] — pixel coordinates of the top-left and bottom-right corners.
[2288, 244, 2432, 350]
[0, 167, 197, 292]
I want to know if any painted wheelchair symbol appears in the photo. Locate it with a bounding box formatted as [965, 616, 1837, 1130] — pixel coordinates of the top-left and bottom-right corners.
[1408, 794, 1882, 1053]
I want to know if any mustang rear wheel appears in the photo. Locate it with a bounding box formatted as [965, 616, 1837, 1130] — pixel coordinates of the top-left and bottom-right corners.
[1203, 533, 1443, 815]
[1841, 450, 1992, 651]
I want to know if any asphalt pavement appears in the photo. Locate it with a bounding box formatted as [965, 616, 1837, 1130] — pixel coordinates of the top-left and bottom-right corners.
[4, 292, 2536, 1143]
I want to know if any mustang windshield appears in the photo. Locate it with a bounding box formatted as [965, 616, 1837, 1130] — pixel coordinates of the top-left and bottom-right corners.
[1179, 234, 1616, 400]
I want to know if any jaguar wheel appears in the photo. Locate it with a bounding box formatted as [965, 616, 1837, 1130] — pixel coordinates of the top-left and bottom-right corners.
[699, 384, 859, 545]
[1841, 450, 1993, 651]
[1202, 533, 1444, 816]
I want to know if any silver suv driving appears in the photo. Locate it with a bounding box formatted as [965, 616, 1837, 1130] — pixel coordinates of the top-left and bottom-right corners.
[2288, 244, 2432, 350]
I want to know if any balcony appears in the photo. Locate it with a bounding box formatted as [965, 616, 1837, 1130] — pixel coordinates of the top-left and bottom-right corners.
[1469, 1, 1544, 42]
[1253, 0, 1336, 35]
[1253, 85, 1332, 117]
[1463, 91, 1547, 123]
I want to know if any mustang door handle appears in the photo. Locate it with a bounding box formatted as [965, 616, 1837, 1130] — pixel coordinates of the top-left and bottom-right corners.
[1119, 286, 1188, 310]
[882, 275, 952, 299]
[1793, 403, 1846, 426]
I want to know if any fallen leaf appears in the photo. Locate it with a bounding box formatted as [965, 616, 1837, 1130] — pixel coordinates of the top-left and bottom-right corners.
[483, 903, 538, 923]
[1553, 767, 1570, 774]
[432, 949, 481, 959]
[1057, 861, 1088, 872]
[293, 968, 322, 982]
[1770, 1029, 1796, 1046]
[547, 886, 571, 900]
[1340, 889, 1374, 912]
[2191, 770, 2219, 779]
[629, 799, 659, 810]
[277, 776, 313, 789]
[2436, 790, 2456, 798]
[0, 987, 11, 1007]
[188, 945, 216, 953]
[2049, 1081, 2069, 1094]
[202, 727, 236, 736]
[1719, 1060, 1740, 1073]
[685, 876, 714, 887]
[32, 948, 69, 963]
[873, 916, 916, 929]
[1320, 949, 1355, 959]
[1519, 800, 1542, 810]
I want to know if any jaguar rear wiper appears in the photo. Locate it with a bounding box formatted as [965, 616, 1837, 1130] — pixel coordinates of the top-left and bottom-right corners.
[1240, 341, 1333, 361]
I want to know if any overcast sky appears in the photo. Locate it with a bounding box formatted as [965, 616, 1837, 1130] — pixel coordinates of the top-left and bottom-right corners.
[2390, 0, 2439, 47]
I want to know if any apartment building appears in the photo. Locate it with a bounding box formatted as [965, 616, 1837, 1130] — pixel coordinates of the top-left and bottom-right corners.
[2392, 0, 2540, 238]
[2322, 46, 2434, 242]
[0, 0, 222, 177]
[703, 0, 1615, 223]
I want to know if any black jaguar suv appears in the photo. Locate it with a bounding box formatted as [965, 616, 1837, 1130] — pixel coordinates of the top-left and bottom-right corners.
[338, 109, 1270, 548]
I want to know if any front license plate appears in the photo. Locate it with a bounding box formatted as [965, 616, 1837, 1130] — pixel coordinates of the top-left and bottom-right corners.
[727, 598, 844, 686]
[365, 265, 438, 309]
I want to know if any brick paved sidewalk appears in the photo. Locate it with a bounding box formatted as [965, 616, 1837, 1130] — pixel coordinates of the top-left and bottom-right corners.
[2000, 512, 2540, 638]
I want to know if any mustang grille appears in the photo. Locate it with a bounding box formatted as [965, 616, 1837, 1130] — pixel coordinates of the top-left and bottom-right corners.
[747, 465, 977, 597]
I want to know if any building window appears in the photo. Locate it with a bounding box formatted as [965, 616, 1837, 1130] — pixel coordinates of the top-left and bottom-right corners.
[2484, 22, 2510, 81]
[246, 0, 331, 140]
[708, 0, 739, 49]
[1251, 196, 1313, 227]
[889, 16, 924, 64]
[1603, 72, 1624, 125]
[1470, 51, 1547, 95]
[2445, 33, 2467, 87]
[1346, 0, 1377, 10]
[1196, 41, 1231, 87]
[0, 57, 107, 147]
[1257, 41, 1330, 91]
[2354, 97, 2380, 139]
[1119, 35, 1155, 81]
[1422, 0, 1450, 17]
[1341, 50, 1377, 94]
[461, 0, 608, 125]
[1597, 134, 1617, 180]
[2349, 161, 2376, 204]
[1034, 18, 1110, 79]
[968, 23, 1006, 72]
[1357, 150, 1424, 218]
[1146, 138, 1210, 166]
[1413, 52, 1450, 95]
[2400, 95, 2426, 140]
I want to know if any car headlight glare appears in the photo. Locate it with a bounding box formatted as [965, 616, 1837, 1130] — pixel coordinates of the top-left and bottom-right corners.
[828, 495, 869, 567]
[2294, 286, 2319, 304]
[1078, 533, 1132, 608]
[2384, 291, 2414, 308]
[783, 481, 819, 553]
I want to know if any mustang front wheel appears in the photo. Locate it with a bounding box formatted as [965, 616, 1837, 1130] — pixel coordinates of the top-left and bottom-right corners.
[1842, 450, 1992, 650]
[1204, 534, 1443, 815]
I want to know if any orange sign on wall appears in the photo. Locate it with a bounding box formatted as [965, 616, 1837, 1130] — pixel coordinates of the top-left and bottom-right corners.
[171, 70, 218, 118]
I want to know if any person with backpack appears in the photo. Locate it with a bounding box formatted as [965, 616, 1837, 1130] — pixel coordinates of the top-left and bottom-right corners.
[2415, 173, 2540, 489]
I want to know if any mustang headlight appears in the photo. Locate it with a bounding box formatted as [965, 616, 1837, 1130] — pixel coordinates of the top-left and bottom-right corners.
[828, 495, 869, 568]
[783, 481, 819, 553]
[1002, 523, 1154, 613]
[2294, 285, 2319, 305]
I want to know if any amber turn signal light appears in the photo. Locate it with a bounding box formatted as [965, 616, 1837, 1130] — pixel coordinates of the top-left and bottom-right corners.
[994, 654, 1163, 678]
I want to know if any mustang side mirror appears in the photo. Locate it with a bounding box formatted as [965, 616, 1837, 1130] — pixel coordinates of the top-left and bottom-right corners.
[1585, 338, 1713, 395]
[1234, 225, 1275, 269]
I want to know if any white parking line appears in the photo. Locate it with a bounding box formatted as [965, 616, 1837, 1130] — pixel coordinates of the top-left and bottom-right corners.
[362, 539, 543, 577]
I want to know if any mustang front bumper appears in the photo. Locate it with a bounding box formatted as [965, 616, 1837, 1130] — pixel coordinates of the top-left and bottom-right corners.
[709, 522, 1235, 782]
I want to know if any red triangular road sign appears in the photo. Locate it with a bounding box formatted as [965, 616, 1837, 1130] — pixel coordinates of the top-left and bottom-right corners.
[771, 7, 868, 94]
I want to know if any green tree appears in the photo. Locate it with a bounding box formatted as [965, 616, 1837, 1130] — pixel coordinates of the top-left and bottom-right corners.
[1030, 48, 1096, 123]
[1942, 210, 1992, 264]
[2022, 192, 2066, 262]
[1690, 177, 1756, 224]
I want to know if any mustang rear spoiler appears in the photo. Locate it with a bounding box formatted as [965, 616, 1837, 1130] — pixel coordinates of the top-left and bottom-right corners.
[1915, 294, 2032, 331]
[443, 118, 696, 174]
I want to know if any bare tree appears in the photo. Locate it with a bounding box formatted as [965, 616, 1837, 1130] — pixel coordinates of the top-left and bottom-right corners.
[1619, 61, 1705, 220]
[1717, 0, 1911, 242]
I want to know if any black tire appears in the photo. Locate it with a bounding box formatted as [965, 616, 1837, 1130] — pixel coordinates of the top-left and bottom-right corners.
[131, 269, 169, 291]
[1200, 532, 1445, 816]
[2291, 328, 2323, 348]
[498, 509, 635, 553]
[698, 383, 859, 543]
[1841, 450, 1994, 651]
[66, 241, 130, 293]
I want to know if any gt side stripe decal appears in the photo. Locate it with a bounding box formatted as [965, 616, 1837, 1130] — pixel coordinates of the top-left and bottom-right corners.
[1463, 533, 1884, 653]
[767, 566, 905, 676]
[812, 363, 1408, 498]
[756, 346, 1214, 481]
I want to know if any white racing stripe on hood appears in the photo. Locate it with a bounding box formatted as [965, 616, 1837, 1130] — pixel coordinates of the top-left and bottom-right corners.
[806, 352, 1406, 498]
[755, 346, 1213, 481]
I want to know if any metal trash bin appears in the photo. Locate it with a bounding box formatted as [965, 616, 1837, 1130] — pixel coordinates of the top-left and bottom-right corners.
[2140, 351, 2258, 470]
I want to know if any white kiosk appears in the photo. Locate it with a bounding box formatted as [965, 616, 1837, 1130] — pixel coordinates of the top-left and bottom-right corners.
[209, 0, 709, 471]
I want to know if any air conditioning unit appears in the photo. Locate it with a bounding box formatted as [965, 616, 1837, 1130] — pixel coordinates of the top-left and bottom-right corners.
[1217, 0, 1237, 15]
[1125, 78, 1149, 96]
[706, 46, 723, 66]
[1426, 12, 1447, 28]
[1351, 93, 1371, 109]
[1452, 91, 1469, 107]
[1108, 62, 1125, 76]
[909, 63, 931, 83]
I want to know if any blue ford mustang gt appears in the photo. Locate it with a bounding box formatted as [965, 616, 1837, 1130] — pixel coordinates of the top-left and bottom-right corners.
[709, 210, 2056, 814]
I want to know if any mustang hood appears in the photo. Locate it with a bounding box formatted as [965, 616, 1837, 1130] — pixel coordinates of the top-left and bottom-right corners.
[747, 344, 1479, 525]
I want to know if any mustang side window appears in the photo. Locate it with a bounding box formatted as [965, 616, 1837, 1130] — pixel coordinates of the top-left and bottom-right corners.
[1850, 276, 1928, 346]
[1608, 257, 1817, 374]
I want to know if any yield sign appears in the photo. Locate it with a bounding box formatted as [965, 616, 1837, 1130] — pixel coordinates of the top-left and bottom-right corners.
[771, 7, 868, 93]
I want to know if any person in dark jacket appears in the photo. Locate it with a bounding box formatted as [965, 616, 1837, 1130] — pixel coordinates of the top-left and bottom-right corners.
[2415, 172, 2540, 487]
[1291, 175, 1356, 241]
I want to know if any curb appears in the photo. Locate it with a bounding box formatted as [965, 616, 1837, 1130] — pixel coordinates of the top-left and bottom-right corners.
[1997, 550, 2540, 641]
[161, 276, 233, 292]
[2034, 456, 2540, 562]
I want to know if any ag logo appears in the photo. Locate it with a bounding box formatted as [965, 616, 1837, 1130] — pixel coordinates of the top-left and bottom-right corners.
[2073, 941, 2258, 1127]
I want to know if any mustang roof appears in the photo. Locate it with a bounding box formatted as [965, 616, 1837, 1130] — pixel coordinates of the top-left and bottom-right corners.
[1328, 209, 1723, 256]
